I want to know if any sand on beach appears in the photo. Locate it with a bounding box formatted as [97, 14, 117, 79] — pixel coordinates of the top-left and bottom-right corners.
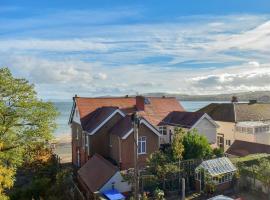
[52, 134, 72, 164]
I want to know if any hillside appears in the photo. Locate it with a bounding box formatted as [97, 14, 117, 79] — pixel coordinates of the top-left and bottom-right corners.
[143, 91, 270, 101]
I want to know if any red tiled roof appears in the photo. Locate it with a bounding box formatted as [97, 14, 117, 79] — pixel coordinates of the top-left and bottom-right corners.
[74, 96, 184, 127]
[77, 154, 118, 192]
[159, 111, 205, 128]
[75, 97, 136, 118]
[138, 97, 184, 125]
[226, 140, 270, 157]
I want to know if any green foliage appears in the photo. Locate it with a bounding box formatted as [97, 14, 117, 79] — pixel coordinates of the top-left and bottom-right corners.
[254, 158, 270, 192]
[141, 192, 149, 200]
[0, 67, 58, 198]
[9, 155, 72, 200]
[153, 188, 165, 200]
[171, 128, 184, 161]
[212, 147, 224, 158]
[147, 151, 181, 190]
[182, 129, 213, 160]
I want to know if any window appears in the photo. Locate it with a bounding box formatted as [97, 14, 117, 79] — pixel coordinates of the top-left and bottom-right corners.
[158, 126, 167, 135]
[138, 136, 146, 154]
[225, 140, 231, 146]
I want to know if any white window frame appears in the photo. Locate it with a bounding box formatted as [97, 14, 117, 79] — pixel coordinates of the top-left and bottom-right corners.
[158, 126, 167, 135]
[138, 136, 146, 155]
[225, 139, 231, 146]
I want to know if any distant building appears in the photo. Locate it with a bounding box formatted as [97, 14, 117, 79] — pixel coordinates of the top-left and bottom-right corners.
[195, 157, 237, 192]
[198, 100, 270, 151]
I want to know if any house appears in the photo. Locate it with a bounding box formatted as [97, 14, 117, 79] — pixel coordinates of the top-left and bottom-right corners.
[226, 140, 270, 157]
[198, 100, 270, 151]
[195, 157, 237, 192]
[77, 154, 131, 199]
[69, 95, 218, 170]
[159, 111, 218, 144]
[69, 95, 184, 169]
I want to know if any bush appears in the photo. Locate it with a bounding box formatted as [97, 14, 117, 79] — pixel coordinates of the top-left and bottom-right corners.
[153, 188, 165, 200]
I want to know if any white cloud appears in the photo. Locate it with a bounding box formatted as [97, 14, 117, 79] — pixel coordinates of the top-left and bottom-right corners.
[1, 13, 270, 99]
[248, 61, 260, 67]
[94, 73, 107, 80]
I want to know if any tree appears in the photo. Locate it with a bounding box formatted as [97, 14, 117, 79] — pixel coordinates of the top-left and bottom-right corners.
[147, 151, 180, 190]
[182, 129, 213, 160]
[256, 158, 270, 197]
[171, 128, 184, 161]
[0, 67, 58, 198]
[213, 147, 224, 158]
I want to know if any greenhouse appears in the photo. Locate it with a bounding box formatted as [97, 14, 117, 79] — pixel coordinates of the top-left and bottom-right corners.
[195, 157, 237, 192]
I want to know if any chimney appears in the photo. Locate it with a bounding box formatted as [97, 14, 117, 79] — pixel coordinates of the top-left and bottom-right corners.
[136, 96, 145, 111]
[231, 96, 238, 103]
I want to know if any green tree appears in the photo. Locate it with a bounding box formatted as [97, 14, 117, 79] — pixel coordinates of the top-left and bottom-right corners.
[213, 147, 224, 158]
[256, 158, 270, 196]
[147, 151, 180, 190]
[0, 67, 58, 198]
[182, 129, 213, 160]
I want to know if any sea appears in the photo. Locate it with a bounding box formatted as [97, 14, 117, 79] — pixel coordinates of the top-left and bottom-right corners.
[53, 101, 227, 137]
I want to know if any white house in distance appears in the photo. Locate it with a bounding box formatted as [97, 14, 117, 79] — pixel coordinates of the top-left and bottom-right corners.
[199, 99, 270, 151]
[158, 111, 218, 145]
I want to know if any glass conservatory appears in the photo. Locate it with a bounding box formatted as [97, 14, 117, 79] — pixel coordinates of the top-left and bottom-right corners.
[195, 157, 237, 192]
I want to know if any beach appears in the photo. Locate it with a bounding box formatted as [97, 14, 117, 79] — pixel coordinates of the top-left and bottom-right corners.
[52, 134, 72, 163]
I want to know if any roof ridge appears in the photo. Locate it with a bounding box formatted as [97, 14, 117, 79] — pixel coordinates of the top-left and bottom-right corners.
[93, 154, 118, 171]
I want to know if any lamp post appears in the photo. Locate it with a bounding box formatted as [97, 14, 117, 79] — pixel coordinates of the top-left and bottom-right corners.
[131, 112, 140, 200]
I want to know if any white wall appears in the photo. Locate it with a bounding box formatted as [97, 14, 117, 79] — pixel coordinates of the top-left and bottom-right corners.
[193, 117, 217, 144]
[100, 171, 131, 193]
[73, 105, 81, 125]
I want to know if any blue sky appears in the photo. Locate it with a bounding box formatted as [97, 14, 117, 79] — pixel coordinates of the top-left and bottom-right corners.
[1, 0, 270, 99]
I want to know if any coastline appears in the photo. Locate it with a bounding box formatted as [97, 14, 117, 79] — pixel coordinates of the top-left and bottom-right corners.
[52, 133, 72, 164]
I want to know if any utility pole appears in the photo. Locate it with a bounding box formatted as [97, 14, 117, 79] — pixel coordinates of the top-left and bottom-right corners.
[181, 178, 185, 200]
[131, 112, 140, 200]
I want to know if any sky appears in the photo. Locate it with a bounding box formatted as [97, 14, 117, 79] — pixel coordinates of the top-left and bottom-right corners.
[1, 0, 270, 100]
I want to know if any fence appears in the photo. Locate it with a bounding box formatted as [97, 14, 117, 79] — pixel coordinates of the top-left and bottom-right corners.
[138, 158, 203, 196]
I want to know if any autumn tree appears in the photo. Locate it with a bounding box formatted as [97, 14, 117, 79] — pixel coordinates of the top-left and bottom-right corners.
[171, 128, 184, 161]
[0, 67, 58, 198]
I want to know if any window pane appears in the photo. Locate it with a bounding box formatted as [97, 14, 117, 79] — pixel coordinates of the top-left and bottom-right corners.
[142, 141, 145, 153]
